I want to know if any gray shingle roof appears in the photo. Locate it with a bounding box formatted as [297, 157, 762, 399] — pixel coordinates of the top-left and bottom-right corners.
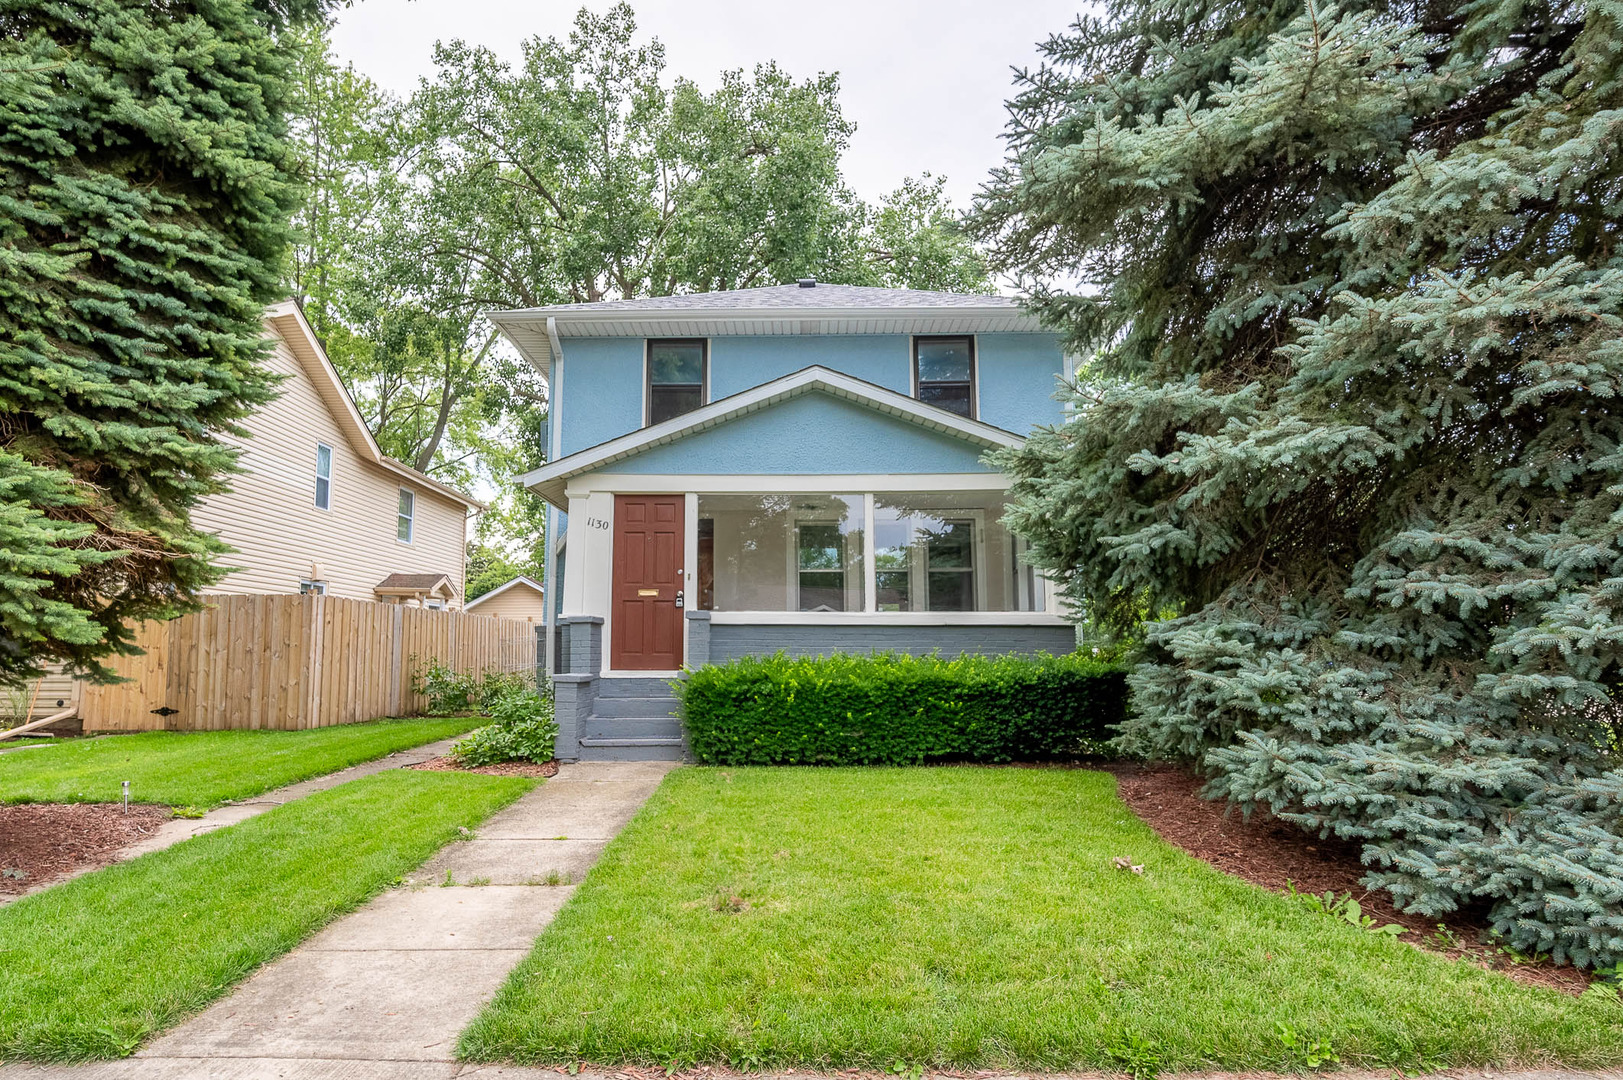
[501, 283, 1018, 316]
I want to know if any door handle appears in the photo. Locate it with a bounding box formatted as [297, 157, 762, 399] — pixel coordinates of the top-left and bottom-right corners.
[674, 590, 685, 609]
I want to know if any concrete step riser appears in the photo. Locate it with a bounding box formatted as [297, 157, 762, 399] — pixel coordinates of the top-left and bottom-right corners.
[593, 678, 682, 699]
[583, 716, 684, 740]
[592, 696, 680, 719]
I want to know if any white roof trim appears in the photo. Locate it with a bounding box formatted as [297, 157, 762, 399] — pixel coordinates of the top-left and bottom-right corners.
[465, 575, 545, 608]
[265, 300, 485, 511]
[487, 307, 1045, 368]
[518, 365, 1022, 508]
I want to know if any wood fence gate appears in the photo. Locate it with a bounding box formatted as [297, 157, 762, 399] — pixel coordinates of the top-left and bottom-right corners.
[79, 594, 539, 732]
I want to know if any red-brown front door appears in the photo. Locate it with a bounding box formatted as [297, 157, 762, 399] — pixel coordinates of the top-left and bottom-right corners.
[611, 495, 684, 670]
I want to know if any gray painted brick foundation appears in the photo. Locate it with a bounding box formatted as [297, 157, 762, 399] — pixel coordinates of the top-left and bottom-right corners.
[684, 610, 1076, 665]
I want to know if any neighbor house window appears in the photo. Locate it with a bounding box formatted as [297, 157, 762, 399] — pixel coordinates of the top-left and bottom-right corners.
[914, 336, 975, 418]
[647, 339, 706, 425]
[314, 443, 332, 509]
[298, 579, 327, 595]
[397, 488, 415, 543]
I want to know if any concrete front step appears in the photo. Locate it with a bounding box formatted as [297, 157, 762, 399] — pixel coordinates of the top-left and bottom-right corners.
[576, 734, 686, 762]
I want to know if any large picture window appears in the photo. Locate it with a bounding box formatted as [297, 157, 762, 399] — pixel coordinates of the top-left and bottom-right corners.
[695, 491, 1047, 615]
[914, 336, 975, 418]
[647, 339, 706, 425]
[696, 494, 864, 612]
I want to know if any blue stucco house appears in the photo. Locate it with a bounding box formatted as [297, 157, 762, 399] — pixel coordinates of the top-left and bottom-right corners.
[487, 281, 1076, 760]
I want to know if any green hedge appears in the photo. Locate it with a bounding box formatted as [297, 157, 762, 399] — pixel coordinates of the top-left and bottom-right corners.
[677, 651, 1128, 765]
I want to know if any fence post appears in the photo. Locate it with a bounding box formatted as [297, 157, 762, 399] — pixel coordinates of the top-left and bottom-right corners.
[388, 605, 403, 716]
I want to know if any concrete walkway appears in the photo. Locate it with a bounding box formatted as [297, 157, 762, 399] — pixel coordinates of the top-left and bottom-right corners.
[0, 735, 467, 906]
[0, 761, 673, 1079]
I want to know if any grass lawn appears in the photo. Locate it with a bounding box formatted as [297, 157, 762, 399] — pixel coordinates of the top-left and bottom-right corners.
[0, 717, 483, 808]
[0, 768, 532, 1061]
[460, 767, 1623, 1072]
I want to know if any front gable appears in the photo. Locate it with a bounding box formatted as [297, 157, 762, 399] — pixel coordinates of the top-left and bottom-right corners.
[610, 391, 999, 476]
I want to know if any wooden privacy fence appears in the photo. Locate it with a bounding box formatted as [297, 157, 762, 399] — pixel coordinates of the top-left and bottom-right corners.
[80, 594, 540, 732]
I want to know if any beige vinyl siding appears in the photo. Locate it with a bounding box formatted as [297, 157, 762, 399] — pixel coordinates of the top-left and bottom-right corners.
[190, 334, 468, 604]
[20, 669, 79, 719]
[466, 582, 546, 621]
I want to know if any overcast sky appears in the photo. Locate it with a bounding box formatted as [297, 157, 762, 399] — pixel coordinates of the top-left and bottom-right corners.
[329, 0, 1088, 211]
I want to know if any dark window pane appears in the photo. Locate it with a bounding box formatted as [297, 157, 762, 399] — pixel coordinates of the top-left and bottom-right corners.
[928, 570, 974, 611]
[798, 524, 843, 570]
[926, 520, 974, 568]
[650, 385, 703, 423]
[799, 571, 845, 611]
[916, 338, 972, 382]
[876, 570, 911, 612]
[649, 341, 704, 385]
[918, 382, 972, 417]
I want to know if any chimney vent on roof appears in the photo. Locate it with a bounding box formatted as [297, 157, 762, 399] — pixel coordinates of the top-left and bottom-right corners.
[797, 277, 816, 288]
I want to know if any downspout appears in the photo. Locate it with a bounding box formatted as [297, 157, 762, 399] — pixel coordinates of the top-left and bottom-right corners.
[541, 316, 564, 677]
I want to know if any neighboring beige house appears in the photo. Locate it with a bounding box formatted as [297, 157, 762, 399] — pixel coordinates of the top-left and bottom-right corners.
[190, 300, 482, 607]
[20, 302, 482, 725]
[464, 575, 546, 621]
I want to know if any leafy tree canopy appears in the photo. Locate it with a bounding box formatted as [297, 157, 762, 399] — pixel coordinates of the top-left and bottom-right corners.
[977, 0, 1623, 966]
[0, 0, 307, 684]
[287, 4, 990, 572]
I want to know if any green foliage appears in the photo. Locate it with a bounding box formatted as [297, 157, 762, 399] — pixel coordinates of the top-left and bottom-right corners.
[0, 0, 307, 684]
[451, 684, 559, 767]
[1275, 1023, 1340, 1070]
[412, 659, 533, 717]
[678, 652, 1127, 765]
[282, 5, 989, 565]
[466, 543, 539, 601]
[1286, 883, 1408, 938]
[976, 0, 1623, 966]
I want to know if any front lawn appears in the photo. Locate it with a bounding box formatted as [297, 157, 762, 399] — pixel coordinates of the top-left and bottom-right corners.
[0, 717, 482, 807]
[0, 768, 532, 1061]
[460, 767, 1623, 1072]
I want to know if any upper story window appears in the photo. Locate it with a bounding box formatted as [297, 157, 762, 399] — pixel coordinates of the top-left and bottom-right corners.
[314, 443, 332, 510]
[397, 488, 415, 543]
[647, 339, 706, 425]
[914, 336, 976, 418]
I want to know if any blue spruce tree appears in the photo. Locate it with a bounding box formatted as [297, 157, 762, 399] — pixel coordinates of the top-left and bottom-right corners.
[976, 0, 1623, 964]
[0, 0, 321, 683]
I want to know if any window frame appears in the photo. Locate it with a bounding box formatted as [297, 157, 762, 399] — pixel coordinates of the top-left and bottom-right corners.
[397, 487, 415, 544]
[298, 579, 327, 595]
[911, 335, 978, 420]
[644, 338, 709, 427]
[314, 442, 333, 510]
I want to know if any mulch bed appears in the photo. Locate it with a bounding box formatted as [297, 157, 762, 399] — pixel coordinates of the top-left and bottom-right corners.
[0, 803, 171, 896]
[1108, 762, 1593, 995]
[410, 755, 559, 778]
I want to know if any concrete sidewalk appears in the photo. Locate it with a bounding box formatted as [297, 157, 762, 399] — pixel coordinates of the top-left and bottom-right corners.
[0, 734, 468, 907]
[10, 761, 672, 1078]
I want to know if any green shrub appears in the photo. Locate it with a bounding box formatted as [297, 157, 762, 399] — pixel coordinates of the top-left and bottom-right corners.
[677, 651, 1128, 766]
[413, 660, 534, 717]
[451, 684, 559, 767]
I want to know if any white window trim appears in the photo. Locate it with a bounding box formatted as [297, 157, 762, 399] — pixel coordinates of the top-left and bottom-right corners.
[397, 487, 415, 544]
[298, 579, 327, 595]
[314, 442, 333, 511]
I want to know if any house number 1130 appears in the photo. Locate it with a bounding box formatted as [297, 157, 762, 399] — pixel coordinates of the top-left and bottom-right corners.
[585, 517, 610, 531]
